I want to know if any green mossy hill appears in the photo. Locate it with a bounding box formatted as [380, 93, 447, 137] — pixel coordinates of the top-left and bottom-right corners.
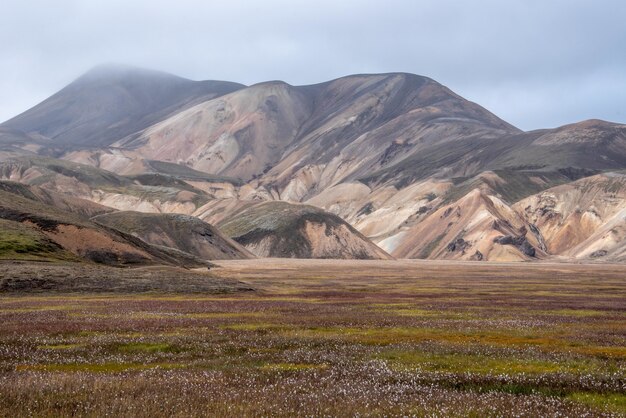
[218, 201, 391, 259]
[0, 219, 76, 261]
[93, 211, 252, 260]
[219, 202, 337, 237]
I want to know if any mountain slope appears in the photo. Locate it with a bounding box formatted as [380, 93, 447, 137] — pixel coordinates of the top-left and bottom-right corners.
[491, 120, 626, 171]
[93, 211, 254, 260]
[113, 80, 315, 180]
[265, 73, 518, 196]
[0, 180, 114, 218]
[0, 156, 222, 214]
[391, 188, 544, 261]
[0, 187, 210, 267]
[218, 201, 393, 259]
[58, 72, 519, 192]
[515, 172, 626, 261]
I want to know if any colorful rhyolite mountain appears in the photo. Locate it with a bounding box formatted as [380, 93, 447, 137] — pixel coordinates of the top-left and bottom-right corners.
[2, 64, 625, 261]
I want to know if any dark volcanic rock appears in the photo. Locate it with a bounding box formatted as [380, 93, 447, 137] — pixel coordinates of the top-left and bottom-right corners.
[494, 235, 536, 257]
[470, 250, 484, 261]
[446, 238, 470, 253]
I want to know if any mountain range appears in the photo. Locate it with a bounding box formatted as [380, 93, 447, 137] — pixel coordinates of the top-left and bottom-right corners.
[2, 64, 625, 263]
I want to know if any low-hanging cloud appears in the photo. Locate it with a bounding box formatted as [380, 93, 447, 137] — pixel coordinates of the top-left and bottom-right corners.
[1, 0, 625, 130]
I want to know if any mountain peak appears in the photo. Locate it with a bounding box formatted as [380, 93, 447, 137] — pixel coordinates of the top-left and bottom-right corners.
[1, 64, 244, 147]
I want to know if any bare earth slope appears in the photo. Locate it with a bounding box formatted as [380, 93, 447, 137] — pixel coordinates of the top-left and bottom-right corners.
[515, 172, 626, 261]
[391, 188, 544, 261]
[0, 180, 114, 218]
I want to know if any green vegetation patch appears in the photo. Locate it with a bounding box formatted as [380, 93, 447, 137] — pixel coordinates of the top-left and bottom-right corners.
[568, 392, 626, 415]
[0, 220, 73, 261]
[147, 160, 243, 185]
[115, 342, 174, 353]
[223, 323, 288, 332]
[372, 304, 477, 319]
[543, 309, 610, 318]
[184, 312, 268, 319]
[376, 349, 604, 375]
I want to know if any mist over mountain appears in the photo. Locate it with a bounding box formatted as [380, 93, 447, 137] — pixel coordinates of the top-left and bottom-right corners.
[2, 65, 244, 150]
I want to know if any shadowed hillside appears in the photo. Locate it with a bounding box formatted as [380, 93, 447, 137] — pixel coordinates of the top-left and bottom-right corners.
[93, 211, 254, 260]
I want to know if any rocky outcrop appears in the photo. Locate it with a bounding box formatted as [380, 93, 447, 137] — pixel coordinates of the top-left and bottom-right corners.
[493, 235, 536, 257]
[392, 189, 545, 261]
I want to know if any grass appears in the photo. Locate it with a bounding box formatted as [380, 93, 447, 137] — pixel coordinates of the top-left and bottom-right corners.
[0, 260, 624, 416]
[37, 344, 83, 350]
[146, 160, 244, 185]
[376, 349, 607, 375]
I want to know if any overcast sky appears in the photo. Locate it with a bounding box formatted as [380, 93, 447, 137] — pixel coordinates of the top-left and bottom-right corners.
[1, 0, 625, 130]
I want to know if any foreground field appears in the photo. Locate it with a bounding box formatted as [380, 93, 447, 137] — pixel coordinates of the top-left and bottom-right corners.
[0, 259, 625, 416]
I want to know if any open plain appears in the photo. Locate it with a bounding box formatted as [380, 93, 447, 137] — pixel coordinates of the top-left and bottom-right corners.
[0, 259, 624, 416]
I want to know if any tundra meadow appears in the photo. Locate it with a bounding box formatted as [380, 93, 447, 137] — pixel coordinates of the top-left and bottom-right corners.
[0, 259, 624, 417]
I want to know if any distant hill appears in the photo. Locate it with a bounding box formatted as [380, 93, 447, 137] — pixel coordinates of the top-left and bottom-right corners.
[93, 211, 254, 260]
[218, 201, 393, 259]
[0, 181, 212, 267]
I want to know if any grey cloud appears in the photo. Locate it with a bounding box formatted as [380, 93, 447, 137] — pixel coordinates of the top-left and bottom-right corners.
[0, 0, 625, 130]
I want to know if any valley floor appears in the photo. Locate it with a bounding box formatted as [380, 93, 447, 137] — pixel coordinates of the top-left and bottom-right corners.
[0, 260, 625, 416]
